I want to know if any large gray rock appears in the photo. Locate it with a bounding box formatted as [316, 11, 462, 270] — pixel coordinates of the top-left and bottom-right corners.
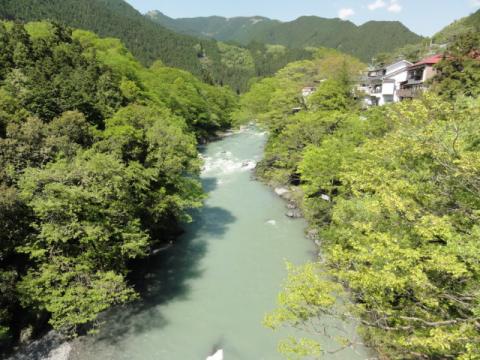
[306, 229, 319, 241]
[8, 331, 71, 360]
[286, 209, 302, 218]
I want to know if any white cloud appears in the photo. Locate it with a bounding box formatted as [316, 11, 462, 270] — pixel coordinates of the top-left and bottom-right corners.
[338, 8, 355, 20]
[387, 0, 402, 13]
[471, 0, 480, 7]
[368, 0, 386, 11]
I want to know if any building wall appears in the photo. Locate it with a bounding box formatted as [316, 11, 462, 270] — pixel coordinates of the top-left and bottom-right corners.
[423, 66, 437, 82]
[390, 70, 409, 102]
[363, 61, 412, 106]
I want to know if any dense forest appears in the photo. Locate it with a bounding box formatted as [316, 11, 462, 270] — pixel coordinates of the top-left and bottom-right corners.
[0, 1, 479, 359]
[146, 11, 282, 43]
[237, 31, 480, 358]
[0, 20, 238, 353]
[148, 12, 423, 63]
[0, 0, 313, 93]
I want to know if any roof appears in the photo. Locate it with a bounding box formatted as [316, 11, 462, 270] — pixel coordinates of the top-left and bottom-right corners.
[384, 66, 411, 79]
[386, 60, 413, 70]
[411, 54, 443, 67]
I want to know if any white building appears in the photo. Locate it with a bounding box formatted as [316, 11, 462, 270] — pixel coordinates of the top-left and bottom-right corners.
[398, 55, 443, 100]
[361, 60, 412, 106]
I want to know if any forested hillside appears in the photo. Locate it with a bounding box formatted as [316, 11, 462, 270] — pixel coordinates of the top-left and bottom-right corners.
[434, 9, 480, 44]
[0, 20, 237, 353]
[146, 11, 281, 44]
[238, 31, 480, 359]
[149, 12, 423, 62]
[0, 0, 314, 93]
[375, 9, 480, 66]
[0, 0, 212, 73]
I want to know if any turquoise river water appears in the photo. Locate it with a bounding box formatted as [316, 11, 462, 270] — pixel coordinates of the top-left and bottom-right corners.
[69, 127, 370, 360]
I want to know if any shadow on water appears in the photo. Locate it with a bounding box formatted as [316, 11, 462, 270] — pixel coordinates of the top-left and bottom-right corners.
[202, 177, 218, 194]
[78, 204, 236, 349]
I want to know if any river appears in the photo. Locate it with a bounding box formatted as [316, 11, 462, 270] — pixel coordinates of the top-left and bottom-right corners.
[65, 126, 369, 360]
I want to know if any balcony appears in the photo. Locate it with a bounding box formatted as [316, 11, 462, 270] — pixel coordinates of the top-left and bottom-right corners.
[404, 78, 423, 86]
[398, 86, 424, 99]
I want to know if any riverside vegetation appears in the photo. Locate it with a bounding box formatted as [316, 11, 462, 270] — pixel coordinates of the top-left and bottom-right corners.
[237, 32, 480, 359]
[0, 21, 237, 352]
[0, 5, 479, 360]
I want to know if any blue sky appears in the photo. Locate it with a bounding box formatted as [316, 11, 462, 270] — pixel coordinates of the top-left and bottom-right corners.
[125, 0, 480, 36]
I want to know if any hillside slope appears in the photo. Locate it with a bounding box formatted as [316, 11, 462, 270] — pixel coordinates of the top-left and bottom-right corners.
[0, 0, 213, 74]
[148, 12, 423, 62]
[433, 9, 480, 44]
[378, 9, 480, 65]
[0, 0, 314, 92]
[147, 11, 281, 43]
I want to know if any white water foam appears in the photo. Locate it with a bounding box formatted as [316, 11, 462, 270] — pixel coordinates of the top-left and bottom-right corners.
[201, 152, 256, 177]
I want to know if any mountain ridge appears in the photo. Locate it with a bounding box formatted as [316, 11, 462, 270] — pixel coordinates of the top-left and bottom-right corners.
[147, 11, 424, 62]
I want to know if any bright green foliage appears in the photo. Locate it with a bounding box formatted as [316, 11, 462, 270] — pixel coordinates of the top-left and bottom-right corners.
[0, 22, 124, 125]
[307, 80, 350, 112]
[0, 21, 234, 349]
[0, 0, 315, 92]
[433, 32, 480, 99]
[240, 41, 480, 357]
[316, 96, 480, 358]
[264, 263, 339, 328]
[264, 263, 343, 359]
[73, 29, 238, 140]
[0, 0, 219, 80]
[17, 152, 151, 332]
[277, 338, 323, 360]
[240, 50, 365, 184]
[18, 265, 137, 333]
[98, 104, 204, 224]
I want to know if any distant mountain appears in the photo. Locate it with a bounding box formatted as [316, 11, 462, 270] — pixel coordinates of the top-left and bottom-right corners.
[147, 12, 423, 62]
[146, 11, 281, 43]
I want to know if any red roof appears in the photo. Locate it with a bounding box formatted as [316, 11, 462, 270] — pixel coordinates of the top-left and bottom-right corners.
[412, 54, 443, 67]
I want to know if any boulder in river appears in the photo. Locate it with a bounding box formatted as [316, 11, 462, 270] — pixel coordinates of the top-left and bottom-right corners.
[286, 209, 302, 218]
[7, 331, 70, 360]
[287, 202, 297, 210]
[307, 228, 320, 241]
[274, 187, 289, 196]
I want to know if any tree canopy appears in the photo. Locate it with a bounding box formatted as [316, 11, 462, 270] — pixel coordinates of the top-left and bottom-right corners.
[0, 21, 236, 351]
[239, 34, 480, 359]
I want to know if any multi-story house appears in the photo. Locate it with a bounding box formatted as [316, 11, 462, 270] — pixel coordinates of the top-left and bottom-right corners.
[360, 60, 412, 106]
[398, 54, 443, 100]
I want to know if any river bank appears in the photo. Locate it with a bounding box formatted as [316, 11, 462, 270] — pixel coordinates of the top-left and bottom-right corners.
[10, 126, 369, 360]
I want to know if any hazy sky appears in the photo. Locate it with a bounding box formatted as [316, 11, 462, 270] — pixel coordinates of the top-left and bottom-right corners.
[125, 0, 480, 36]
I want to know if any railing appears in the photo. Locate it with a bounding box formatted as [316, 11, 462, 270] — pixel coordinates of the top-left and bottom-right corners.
[398, 87, 424, 98]
[405, 78, 423, 85]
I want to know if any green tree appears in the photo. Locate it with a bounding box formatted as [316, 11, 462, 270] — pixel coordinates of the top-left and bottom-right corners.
[433, 31, 480, 99]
